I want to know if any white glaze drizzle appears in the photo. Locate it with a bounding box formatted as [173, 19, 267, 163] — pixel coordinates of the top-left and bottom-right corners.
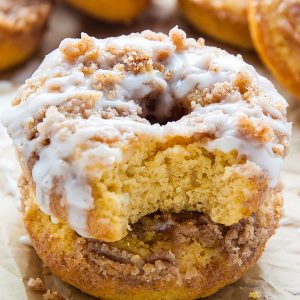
[19, 235, 32, 246]
[1, 28, 291, 238]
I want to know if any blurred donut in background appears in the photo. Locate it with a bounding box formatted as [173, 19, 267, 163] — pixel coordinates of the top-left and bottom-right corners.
[0, 0, 53, 71]
[248, 0, 300, 99]
[65, 0, 150, 23]
[179, 0, 253, 50]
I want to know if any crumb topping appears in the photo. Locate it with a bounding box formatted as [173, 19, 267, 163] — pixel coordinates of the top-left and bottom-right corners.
[249, 290, 261, 298]
[0, 0, 52, 33]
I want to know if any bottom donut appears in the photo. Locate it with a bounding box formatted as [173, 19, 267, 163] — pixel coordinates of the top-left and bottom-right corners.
[21, 177, 281, 300]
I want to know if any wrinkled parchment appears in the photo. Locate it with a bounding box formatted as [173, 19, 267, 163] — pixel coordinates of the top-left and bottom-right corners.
[1, 1, 300, 299]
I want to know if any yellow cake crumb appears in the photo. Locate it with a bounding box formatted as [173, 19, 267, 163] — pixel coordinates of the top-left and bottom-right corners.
[87, 142, 268, 241]
[249, 290, 261, 298]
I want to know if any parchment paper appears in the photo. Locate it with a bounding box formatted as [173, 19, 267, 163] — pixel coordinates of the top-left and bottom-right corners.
[0, 1, 300, 299]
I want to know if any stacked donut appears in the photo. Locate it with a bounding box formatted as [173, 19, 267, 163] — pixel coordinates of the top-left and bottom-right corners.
[3, 27, 291, 299]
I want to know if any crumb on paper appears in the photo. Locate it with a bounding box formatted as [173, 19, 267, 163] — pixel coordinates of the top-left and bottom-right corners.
[42, 289, 65, 300]
[27, 277, 46, 292]
[249, 290, 261, 298]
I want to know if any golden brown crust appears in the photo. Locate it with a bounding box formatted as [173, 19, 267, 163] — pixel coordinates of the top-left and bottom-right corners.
[65, 0, 150, 23]
[179, 0, 253, 49]
[248, 0, 300, 99]
[0, 0, 53, 71]
[21, 176, 282, 299]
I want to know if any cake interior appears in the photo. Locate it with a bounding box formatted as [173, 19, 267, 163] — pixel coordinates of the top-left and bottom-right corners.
[87, 139, 267, 241]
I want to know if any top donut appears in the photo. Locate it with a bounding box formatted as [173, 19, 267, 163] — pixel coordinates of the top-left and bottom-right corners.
[2, 27, 291, 241]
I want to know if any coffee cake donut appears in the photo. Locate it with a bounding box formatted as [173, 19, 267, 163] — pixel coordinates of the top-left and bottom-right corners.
[2, 27, 291, 243]
[20, 176, 282, 300]
[0, 0, 53, 71]
[248, 0, 300, 99]
[65, 0, 150, 23]
[179, 0, 253, 50]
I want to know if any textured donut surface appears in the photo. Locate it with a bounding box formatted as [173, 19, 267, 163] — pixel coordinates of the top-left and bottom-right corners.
[2, 27, 291, 241]
[180, 0, 253, 49]
[248, 0, 300, 99]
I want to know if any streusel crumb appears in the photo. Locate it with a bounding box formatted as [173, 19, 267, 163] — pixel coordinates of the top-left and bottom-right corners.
[42, 289, 65, 300]
[27, 277, 46, 292]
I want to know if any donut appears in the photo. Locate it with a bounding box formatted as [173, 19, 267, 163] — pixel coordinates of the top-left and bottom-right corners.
[248, 0, 300, 99]
[2, 27, 291, 299]
[0, 0, 53, 71]
[179, 0, 253, 50]
[65, 0, 150, 23]
[21, 176, 282, 300]
[3, 27, 291, 241]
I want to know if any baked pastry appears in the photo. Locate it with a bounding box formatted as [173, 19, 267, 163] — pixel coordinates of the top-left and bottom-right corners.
[179, 0, 253, 50]
[248, 0, 300, 99]
[3, 27, 291, 299]
[0, 0, 53, 71]
[3, 27, 291, 241]
[65, 0, 150, 23]
[21, 176, 282, 300]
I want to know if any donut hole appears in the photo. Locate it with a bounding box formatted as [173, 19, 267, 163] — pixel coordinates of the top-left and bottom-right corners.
[144, 102, 190, 125]
[139, 92, 191, 125]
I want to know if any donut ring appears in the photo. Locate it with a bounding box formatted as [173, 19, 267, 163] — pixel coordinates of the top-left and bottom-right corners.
[179, 0, 253, 50]
[248, 0, 300, 99]
[21, 177, 282, 300]
[0, 0, 53, 71]
[65, 0, 150, 23]
[2, 28, 290, 243]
